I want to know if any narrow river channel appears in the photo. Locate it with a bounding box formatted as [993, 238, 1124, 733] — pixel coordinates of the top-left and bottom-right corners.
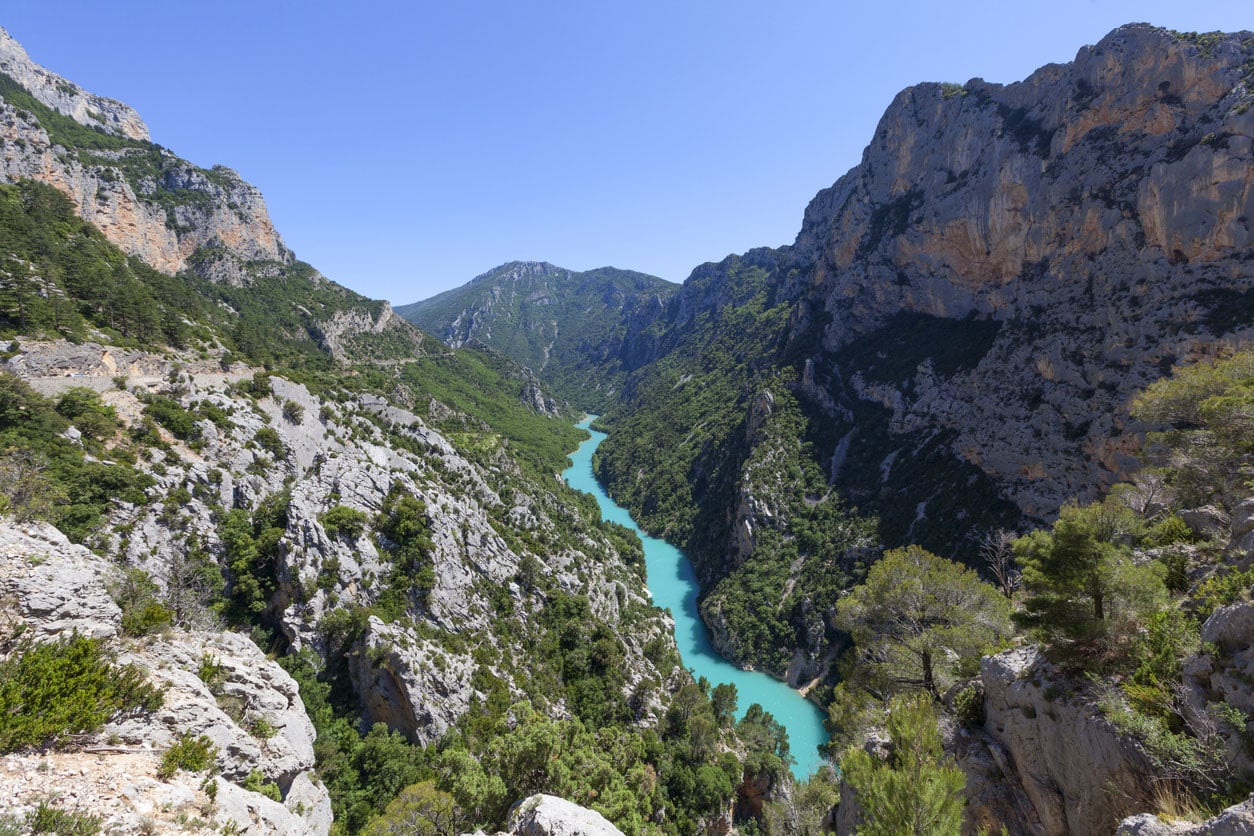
[562, 417, 830, 777]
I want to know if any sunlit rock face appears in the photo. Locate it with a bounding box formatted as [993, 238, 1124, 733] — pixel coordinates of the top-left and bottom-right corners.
[782, 24, 1253, 531]
[0, 26, 289, 280]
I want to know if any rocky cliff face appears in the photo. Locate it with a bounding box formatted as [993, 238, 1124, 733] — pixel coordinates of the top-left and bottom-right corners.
[972, 647, 1158, 836]
[787, 24, 1254, 531]
[0, 520, 332, 835]
[0, 29, 289, 281]
[0, 27, 147, 140]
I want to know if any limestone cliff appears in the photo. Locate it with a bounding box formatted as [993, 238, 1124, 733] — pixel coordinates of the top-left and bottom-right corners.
[0, 28, 288, 281]
[597, 24, 1254, 678]
[0, 27, 147, 140]
[787, 23, 1254, 534]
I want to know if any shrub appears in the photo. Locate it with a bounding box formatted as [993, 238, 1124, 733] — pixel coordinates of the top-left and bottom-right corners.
[281, 399, 304, 424]
[319, 505, 370, 540]
[196, 653, 226, 690]
[253, 427, 285, 459]
[237, 373, 272, 400]
[26, 801, 102, 835]
[157, 733, 217, 779]
[243, 768, 282, 801]
[1143, 515, 1195, 548]
[112, 567, 173, 637]
[142, 395, 201, 442]
[953, 685, 985, 729]
[1193, 568, 1254, 620]
[0, 635, 163, 751]
[120, 601, 173, 637]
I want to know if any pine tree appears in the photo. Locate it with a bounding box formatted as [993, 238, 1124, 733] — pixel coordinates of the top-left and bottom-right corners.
[840, 693, 966, 835]
[834, 546, 1011, 697]
[1014, 499, 1166, 645]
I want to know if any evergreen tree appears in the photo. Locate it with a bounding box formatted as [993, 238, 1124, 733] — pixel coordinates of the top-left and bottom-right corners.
[1014, 499, 1167, 645]
[1132, 349, 1254, 507]
[834, 545, 1011, 697]
[840, 693, 966, 835]
[363, 781, 461, 836]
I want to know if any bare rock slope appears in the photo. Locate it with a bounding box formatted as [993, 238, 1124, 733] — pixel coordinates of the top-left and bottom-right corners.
[0, 520, 331, 835]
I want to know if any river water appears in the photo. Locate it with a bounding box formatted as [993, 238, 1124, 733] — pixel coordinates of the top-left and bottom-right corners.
[562, 417, 830, 777]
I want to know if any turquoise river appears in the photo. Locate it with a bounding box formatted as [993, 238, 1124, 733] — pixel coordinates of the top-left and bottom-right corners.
[562, 417, 830, 777]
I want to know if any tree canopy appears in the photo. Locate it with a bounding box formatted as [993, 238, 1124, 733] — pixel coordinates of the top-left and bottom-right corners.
[1014, 499, 1167, 646]
[834, 545, 1011, 697]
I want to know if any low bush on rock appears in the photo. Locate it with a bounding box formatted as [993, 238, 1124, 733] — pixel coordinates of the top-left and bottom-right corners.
[0, 634, 163, 751]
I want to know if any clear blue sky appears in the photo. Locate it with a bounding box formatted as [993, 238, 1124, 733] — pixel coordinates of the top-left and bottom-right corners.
[1, 2, 1249, 304]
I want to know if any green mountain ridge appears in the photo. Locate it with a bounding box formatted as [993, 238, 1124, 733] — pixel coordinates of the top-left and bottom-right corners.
[397, 261, 679, 410]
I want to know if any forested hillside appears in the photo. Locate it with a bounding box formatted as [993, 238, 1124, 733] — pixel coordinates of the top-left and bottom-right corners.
[397, 261, 679, 410]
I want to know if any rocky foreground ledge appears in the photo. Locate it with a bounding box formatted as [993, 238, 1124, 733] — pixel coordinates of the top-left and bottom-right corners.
[0, 519, 331, 834]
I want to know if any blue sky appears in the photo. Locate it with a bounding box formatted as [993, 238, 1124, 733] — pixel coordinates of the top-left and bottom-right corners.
[1, 2, 1250, 304]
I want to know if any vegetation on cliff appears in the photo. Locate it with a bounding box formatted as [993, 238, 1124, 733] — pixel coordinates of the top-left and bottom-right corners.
[830, 347, 1254, 828]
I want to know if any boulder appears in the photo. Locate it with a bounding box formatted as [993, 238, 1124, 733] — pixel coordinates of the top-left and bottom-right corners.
[506, 794, 626, 836]
[1118, 796, 1254, 835]
[1180, 507, 1231, 541]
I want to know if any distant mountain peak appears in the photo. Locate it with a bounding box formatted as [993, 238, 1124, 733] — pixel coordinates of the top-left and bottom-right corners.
[397, 262, 679, 409]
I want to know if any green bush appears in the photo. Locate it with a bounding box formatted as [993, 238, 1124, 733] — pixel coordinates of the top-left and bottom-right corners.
[158, 733, 217, 779]
[26, 801, 102, 835]
[953, 685, 986, 729]
[0, 635, 163, 751]
[243, 768, 282, 801]
[112, 567, 173, 637]
[143, 395, 202, 442]
[1142, 515, 1195, 548]
[1194, 568, 1254, 620]
[197, 653, 226, 689]
[320, 505, 370, 540]
[253, 427, 285, 459]
[841, 693, 966, 835]
[282, 399, 305, 423]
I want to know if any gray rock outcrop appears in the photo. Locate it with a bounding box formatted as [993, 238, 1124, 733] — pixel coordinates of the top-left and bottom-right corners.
[0, 521, 122, 640]
[975, 647, 1157, 836]
[349, 617, 480, 745]
[1180, 601, 1254, 779]
[1119, 797, 1254, 835]
[0, 518, 331, 835]
[0, 26, 148, 140]
[505, 794, 627, 836]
